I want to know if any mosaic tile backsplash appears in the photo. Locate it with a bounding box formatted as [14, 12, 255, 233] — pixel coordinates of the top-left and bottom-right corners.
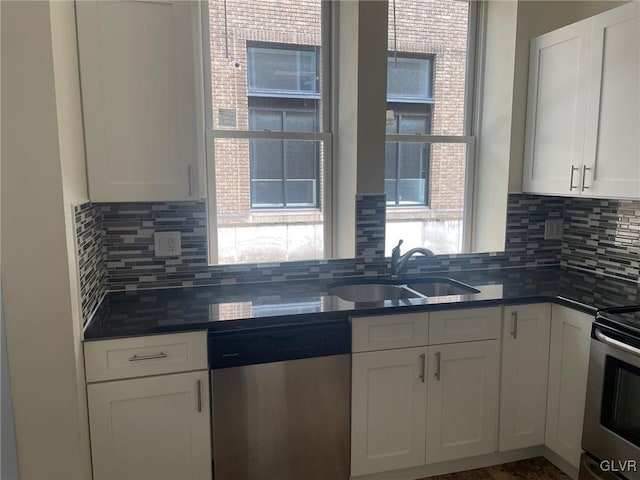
[562, 197, 640, 282]
[75, 193, 640, 323]
[74, 202, 107, 322]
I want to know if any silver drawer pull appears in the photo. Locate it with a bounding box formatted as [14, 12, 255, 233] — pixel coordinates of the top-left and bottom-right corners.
[435, 352, 441, 381]
[510, 311, 518, 339]
[128, 352, 168, 362]
[196, 379, 202, 413]
[419, 353, 426, 383]
[581, 165, 591, 191]
[569, 165, 579, 190]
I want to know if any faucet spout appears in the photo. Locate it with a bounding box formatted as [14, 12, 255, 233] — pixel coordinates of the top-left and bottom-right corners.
[390, 240, 434, 279]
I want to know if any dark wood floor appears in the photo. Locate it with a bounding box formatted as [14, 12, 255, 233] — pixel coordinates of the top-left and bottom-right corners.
[422, 457, 570, 480]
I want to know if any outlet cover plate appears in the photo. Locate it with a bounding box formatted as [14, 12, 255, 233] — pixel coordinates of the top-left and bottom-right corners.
[154, 231, 181, 257]
[544, 219, 563, 240]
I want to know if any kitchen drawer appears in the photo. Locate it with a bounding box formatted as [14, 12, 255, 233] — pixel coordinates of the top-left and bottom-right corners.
[352, 312, 429, 353]
[429, 307, 501, 345]
[84, 331, 207, 383]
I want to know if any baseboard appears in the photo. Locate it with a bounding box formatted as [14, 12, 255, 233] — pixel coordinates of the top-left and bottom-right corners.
[542, 447, 579, 480]
[351, 446, 547, 480]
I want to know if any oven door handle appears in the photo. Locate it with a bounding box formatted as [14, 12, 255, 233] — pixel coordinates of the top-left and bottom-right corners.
[595, 328, 640, 358]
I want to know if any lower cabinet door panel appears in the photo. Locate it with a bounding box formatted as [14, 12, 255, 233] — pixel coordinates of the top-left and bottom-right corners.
[426, 340, 500, 464]
[545, 305, 592, 469]
[351, 347, 428, 476]
[499, 304, 551, 451]
[88, 370, 211, 480]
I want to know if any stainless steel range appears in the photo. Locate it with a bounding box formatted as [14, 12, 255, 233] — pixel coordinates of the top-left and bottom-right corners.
[581, 305, 640, 480]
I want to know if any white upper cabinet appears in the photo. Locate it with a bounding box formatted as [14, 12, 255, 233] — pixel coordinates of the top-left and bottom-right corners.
[523, 3, 640, 199]
[583, 2, 640, 198]
[523, 19, 591, 196]
[77, 0, 202, 202]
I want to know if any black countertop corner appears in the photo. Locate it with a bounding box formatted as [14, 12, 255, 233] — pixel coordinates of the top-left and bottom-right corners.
[84, 266, 640, 341]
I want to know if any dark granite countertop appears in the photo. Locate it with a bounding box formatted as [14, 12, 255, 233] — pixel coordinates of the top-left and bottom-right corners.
[83, 266, 640, 341]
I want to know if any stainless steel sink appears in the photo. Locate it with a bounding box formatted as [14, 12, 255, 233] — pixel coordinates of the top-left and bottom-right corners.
[327, 277, 479, 303]
[406, 278, 480, 297]
[327, 282, 420, 303]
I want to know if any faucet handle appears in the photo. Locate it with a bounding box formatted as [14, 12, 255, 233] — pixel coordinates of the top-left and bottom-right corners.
[394, 239, 403, 250]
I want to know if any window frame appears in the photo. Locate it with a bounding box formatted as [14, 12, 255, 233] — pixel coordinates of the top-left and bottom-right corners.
[201, 2, 333, 264]
[384, 1, 480, 253]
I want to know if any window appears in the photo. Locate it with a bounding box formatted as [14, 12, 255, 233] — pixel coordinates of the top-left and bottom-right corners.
[204, 0, 329, 265]
[247, 46, 320, 209]
[385, 0, 476, 255]
[385, 104, 431, 206]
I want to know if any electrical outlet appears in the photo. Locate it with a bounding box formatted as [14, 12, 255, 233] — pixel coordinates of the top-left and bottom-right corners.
[544, 219, 563, 240]
[154, 232, 181, 257]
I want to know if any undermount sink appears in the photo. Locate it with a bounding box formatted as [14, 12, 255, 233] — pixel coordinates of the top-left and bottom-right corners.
[406, 278, 480, 297]
[327, 281, 420, 303]
[327, 277, 479, 303]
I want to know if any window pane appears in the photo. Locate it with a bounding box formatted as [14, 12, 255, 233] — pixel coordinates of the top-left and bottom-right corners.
[387, 0, 470, 135]
[251, 139, 283, 179]
[207, 1, 326, 265]
[248, 46, 318, 94]
[208, 0, 323, 131]
[285, 141, 316, 179]
[386, 143, 467, 255]
[285, 111, 316, 132]
[286, 180, 316, 206]
[399, 115, 429, 135]
[387, 57, 432, 99]
[253, 180, 284, 206]
[250, 110, 283, 131]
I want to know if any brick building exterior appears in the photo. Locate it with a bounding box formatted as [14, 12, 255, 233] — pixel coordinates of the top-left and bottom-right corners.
[208, 0, 468, 262]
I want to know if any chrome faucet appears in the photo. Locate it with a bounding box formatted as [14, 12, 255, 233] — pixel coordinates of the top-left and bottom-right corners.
[390, 239, 435, 279]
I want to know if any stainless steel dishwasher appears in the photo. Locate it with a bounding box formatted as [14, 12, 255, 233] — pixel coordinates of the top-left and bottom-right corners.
[209, 320, 351, 480]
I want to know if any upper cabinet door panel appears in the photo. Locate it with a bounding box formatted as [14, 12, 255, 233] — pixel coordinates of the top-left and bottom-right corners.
[77, 0, 200, 201]
[523, 20, 591, 195]
[584, 2, 640, 199]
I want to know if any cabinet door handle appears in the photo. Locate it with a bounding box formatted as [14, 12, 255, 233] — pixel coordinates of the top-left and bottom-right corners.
[434, 352, 441, 381]
[419, 353, 426, 383]
[581, 165, 591, 191]
[569, 165, 579, 190]
[187, 165, 193, 197]
[196, 379, 202, 413]
[128, 352, 167, 362]
[511, 311, 518, 339]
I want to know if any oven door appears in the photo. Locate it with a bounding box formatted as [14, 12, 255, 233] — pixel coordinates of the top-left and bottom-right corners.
[582, 328, 640, 480]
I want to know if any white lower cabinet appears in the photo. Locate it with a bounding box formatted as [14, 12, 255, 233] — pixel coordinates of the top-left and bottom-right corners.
[351, 308, 502, 476]
[351, 347, 428, 476]
[85, 331, 211, 480]
[88, 370, 211, 480]
[545, 305, 592, 469]
[499, 304, 551, 451]
[426, 340, 500, 464]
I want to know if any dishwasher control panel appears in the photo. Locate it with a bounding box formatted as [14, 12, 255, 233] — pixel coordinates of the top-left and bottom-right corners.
[209, 320, 351, 368]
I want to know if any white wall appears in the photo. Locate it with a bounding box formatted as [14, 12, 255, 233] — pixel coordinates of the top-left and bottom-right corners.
[1, 1, 91, 477]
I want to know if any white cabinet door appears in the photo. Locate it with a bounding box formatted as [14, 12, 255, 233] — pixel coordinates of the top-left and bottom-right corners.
[584, 2, 640, 199]
[77, 0, 201, 202]
[499, 304, 551, 451]
[545, 305, 592, 469]
[351, 347, 428, 476]
[425, 340, 500, 464]
[523, 19, 591, 195]
[88, 370, 211, 480]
